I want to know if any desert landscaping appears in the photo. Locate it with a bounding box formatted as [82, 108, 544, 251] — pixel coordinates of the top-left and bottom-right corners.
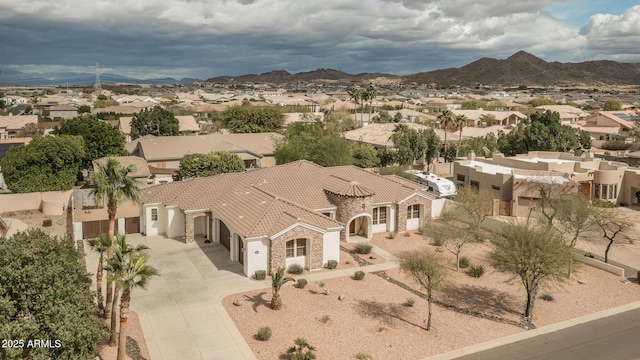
[223, 231, 640, 360]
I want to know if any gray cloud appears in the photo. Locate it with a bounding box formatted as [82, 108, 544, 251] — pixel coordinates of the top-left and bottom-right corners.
[0, 0, 638, 79]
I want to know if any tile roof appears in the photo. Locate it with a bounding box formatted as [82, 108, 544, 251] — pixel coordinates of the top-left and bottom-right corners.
[93, 156, 150, 178]
[0, 115, 37, 130]
[140, 160, 436, 237]
[136, 132, 282, 161]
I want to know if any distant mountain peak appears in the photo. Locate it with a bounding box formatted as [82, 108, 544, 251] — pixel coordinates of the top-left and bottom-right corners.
[505, 51, 546, 64]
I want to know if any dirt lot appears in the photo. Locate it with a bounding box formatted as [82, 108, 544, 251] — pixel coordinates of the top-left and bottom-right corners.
[223, 231, 640, 360]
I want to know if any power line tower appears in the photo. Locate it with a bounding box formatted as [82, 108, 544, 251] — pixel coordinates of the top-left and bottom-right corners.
[95, 63, 101, 93]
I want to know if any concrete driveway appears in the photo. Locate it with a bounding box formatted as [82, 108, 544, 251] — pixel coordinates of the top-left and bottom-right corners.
[84, 234, 263, 360]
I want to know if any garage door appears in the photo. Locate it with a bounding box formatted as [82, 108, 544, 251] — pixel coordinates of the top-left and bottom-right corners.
[82, 220, 113, 239]
[124, 217, 140, 234]
[219, 221, 231, 251]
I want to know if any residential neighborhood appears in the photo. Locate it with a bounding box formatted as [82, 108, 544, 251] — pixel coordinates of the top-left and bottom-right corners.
[1, 79, 640, 360]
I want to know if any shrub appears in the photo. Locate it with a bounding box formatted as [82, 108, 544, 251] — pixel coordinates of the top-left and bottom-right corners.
[354, 242, 372, 254]
[327, 260, 338, 269]
[296, 278, 308, 289]
[418, 225, 430, 237]
[459, 256, 471, 269]
[404, 231, 411, 237]
[387, 231, 396, 239]
[354, 270, 365, 280]
[287, 263, 304, 274]
[405, 297, 415, 307]
[601, 140, 632, 151]
[541, 293, 554, 302]
[432, 236, 445, 247]
[256, 326, 272, 341]
[593, 199, 618, 208]
[42, 219, 52, 227]
[255, 270, 266, 280]
[467, 264, 486, 278]
[319, 314, 330, 323]
[355, 352, 373, 360]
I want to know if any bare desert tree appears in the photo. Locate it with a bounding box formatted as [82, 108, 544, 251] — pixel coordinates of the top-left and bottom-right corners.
[593, 207, 632, 264]
[431, 210, 474, 271]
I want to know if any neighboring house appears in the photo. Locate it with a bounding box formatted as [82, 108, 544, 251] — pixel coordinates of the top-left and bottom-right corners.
[454, 151, 637, 216]
[344, 123, 455, 150]
[139, 160, 443, 277]
[93, 156, 151, 185]
[535, 105, 590, 124]
[0, 138, 32, 165]
[0, 115, 37, 139]
[48, 105, 78, 120]
[72, 188, 141, 240]
[451, 110, 526, 127]
[118, 115, 200, 142]
[578, 111, 637, 141]
[91, 105, 141, 115]
[131, 132, 282, 172]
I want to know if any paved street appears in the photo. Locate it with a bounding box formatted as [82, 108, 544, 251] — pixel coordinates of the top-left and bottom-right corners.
[449, 306, 640, 360]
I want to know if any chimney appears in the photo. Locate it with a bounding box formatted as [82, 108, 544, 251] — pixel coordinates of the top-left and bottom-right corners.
[468, 150, 476, 161]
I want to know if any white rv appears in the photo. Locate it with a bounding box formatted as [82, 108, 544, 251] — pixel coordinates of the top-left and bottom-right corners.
[404, 170, 457, 198]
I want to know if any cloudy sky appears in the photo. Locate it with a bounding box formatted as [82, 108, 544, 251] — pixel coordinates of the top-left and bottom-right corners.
[1, 0, 639, 80]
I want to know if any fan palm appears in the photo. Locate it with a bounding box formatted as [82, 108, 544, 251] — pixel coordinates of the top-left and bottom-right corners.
[271, 267, 294, 310]
[454, 114, 468, 158]
[365, 84, 378, 124]
[87, 234, 112, 314]
[107, 239, 158, 360]
[104, 234, 150, 346]
[437, 109, 455, 161]
[89, 158, 140, 322]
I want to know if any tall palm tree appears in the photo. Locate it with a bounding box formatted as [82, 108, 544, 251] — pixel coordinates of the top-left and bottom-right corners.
[87, 234, 112, 314]
[437, 109, 455, 162]
[104, 234, 150, 347]
[89, 158, 140, 323]
[454, 114, 468, 159]
[348, 86, 363, 127]
[365, 84, 378, 124]
[271, 267, 294, 310]
[109, 241, 158, 360]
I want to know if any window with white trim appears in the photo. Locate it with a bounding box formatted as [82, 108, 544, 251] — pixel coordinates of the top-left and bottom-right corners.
[286, 239, 307, 258]
[151, 208, 158, 221]
[407, 204, 420, 219]
[372, 207, 387, 225]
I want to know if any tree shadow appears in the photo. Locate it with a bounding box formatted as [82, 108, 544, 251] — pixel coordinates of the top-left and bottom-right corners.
[243, 292, 270, 313]
[440, 284, 521, 316]
[354, 299, 428, 330]
[126, 335, 148, 360]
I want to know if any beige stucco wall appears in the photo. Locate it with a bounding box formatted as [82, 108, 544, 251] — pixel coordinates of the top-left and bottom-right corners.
[0, 190, 72, 213]
[74, 200, 140, 222]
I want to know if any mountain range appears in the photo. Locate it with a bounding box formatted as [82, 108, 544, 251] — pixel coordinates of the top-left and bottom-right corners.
[0, 69, 199, 86]
[206, 51, 640, 87]
[2, 51, 640, 86]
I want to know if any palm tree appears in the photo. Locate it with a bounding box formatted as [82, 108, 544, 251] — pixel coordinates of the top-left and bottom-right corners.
[104, 234, 150, 347]
[89, 158, 140, 322]
[348, 86, 364, 127]
[87, 234, 112, 314]
[454, 114, 468, 159]
[365, 84, 378, 124]
[108, 238, 158, 360]
[270, 267, 294, 310]
[437, 109, 455, 162]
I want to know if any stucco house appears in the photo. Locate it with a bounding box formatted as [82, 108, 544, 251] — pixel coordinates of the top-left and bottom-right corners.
[578, 111, 637, 141]
[139, 160, 443, 277]
[454, 151, 636, 216]
[131, 132, 282, 172]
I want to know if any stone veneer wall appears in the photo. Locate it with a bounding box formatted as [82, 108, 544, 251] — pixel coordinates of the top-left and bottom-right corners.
[270, 225, 323, 273]
[326, 191, 373, 241]
[184, 211, 207, 243]
[397, 196, 432, 232]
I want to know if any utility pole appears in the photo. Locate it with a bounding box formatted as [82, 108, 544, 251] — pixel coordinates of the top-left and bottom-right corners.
[95, 63, 101, 94]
